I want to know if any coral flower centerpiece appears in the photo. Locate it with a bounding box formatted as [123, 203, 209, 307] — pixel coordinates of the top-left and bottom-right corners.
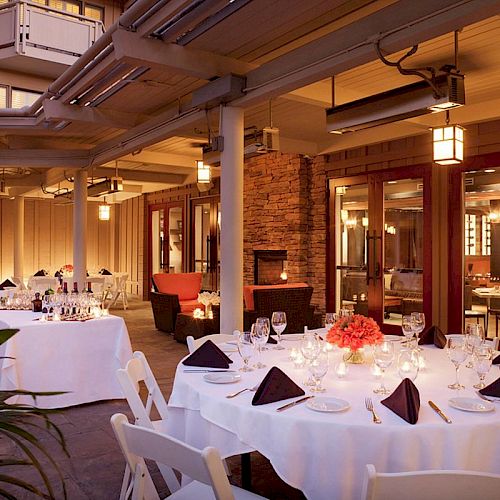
[326, 314, 383, 363]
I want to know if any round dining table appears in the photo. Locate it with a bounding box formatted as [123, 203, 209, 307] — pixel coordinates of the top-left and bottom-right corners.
[166, 333, 500, 500]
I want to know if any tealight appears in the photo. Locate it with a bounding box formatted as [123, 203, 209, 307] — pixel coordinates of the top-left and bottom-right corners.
[290, 347, 299, 360]
[335, 361, 348, 379]
[323, 342, 334, 353]
[40, 313, 47, 322]
[207, 310, 214, 320]
[52, 312, 61, 322]
[417, 353, 426, 370]
[293, 351, 305, 368]
[371, 363, 382, 379]
[193, 308, 204, 319]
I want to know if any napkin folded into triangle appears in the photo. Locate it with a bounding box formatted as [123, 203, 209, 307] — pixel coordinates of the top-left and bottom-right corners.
[267, 336, 277, 344]
[381, 378, 420, 424]
[419, 325, 447, 349]
[99, 268, 112, 275]
[479, 376, 500, 398]
[493, 354, 500, 365]
[34, 269, 47, 277]
[182, 340, 233, 369]
[0, 279, 16, 289]
[252, 366, 304, 406]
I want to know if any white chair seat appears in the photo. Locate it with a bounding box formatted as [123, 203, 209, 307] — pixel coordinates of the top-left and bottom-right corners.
[169, 480, 265, 500]
[187, 333, 237, 354]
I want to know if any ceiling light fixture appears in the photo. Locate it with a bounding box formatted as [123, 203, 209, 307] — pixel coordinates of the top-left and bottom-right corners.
[99, 197, 110, 221]
[196, 160, 211, 184]
[432, 110, 464, 165]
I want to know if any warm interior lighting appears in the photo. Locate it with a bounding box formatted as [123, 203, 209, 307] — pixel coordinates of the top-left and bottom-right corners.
[490, 212, 500, 223]
[98, 199, 110, 221]
[336, 186, 347, 195]
[432, 111, 464, 165]
[197, 160, 212, 184]
[362, 217, 369, 227]
[341, 209, 349, 223]
[346, 218, 357, 228]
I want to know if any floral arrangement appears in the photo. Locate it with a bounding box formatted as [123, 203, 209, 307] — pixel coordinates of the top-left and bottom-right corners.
[197, 291, 220, 307]
[60, 264, 74, 277]
[326, 314, 383, 352]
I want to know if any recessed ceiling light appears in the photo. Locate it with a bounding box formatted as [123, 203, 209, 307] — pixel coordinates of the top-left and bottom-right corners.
[485, 169, 496, 173]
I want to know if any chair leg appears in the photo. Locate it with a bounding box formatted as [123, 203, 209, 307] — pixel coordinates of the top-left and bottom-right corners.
[496, 315, 498, 337]
[241, 452, 252, 491]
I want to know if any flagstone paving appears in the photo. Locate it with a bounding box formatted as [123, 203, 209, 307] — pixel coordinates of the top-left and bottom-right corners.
[0, 299, 305, 499]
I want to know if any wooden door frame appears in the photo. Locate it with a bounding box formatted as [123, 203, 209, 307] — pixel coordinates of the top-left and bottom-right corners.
[327, 164, 433, 332]
[447, 151, 500, 333]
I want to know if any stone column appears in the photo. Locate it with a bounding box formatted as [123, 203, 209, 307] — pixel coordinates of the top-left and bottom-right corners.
[73, 169, 88, 291]
[13, 196, 24, 281]
[220, 106, 244, 333]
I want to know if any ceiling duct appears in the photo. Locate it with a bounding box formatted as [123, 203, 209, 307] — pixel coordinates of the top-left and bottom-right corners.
[326, 74, 464, 134]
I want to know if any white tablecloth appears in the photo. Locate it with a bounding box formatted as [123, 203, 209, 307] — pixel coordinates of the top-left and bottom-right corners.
[167, 335, 500, 500]
[0, 311, 133, 408]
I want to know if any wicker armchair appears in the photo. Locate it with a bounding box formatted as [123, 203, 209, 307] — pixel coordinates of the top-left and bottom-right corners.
[243, 286, 321, 333]
[150, 273, 202, 333]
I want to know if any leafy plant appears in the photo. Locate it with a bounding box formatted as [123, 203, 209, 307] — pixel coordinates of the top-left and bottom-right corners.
[0, 329, 68, 499]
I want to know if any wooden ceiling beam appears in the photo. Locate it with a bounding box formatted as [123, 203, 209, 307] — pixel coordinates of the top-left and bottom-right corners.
[0, 150, 88, 168]
[112, 29, 256, 81]
[119, 150, 199, 168]
[91, 167, 186, 185]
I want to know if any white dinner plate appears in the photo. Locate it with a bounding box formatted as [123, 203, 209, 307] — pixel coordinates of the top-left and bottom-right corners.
[219, 343, 238, 353]
[203, 373, 241, 384]
[306, 397, 350, 413]
[448, 397, 495, 413]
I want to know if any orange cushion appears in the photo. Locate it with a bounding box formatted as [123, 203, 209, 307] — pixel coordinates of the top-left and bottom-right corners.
[243, 283, 309, 310]
[153, 273, 202, 301]
[180, 300, 203, 313]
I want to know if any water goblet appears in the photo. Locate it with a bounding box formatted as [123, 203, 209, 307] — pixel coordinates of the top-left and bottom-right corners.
[373, 341, 395, 395]
[465, 326, 483, 368]
[411, 312, 425, 349]
[300, 333, 321, 386]
[308, 351, 329, 392]
[472, 344, 493, 389]
[446, 337, 468, 390]
[401, 315, 414, 346]
[271, 311, 287, 350]
[324, 312, 337, 331]
[237, 331, 254, 372]
[250, 323, 268, 369]
[397, 348, 419, 381]
[256, 317, 271, 350]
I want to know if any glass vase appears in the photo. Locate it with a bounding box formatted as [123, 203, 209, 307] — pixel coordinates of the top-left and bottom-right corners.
[343, 347, 365, 364]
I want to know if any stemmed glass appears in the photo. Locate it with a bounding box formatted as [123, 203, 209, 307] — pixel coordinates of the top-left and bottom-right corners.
[308, 351, 329, 392]
[411, 312, 425, 348]
[324, 312, 337, 331]
[373, 341, 395, 394]
[446, 337, 468, 390]
[465, 323, 484, 368]
[256, 317, 270, 350]
[300, 333, 321, 386]
[401, 315, 414, 346]
[271, 311, 287, 350]
[397, 348, 419, 381]
[250, 323, 269, 369]
[237, 331, 254, 372]
[472, 344, 493, 389]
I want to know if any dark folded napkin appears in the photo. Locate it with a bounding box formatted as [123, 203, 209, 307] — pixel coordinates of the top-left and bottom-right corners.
[381, 378, 420, 424]
[419, 325, 447, 348]
[99, 268, 112, 275]
[479, 377, 500, 398]
[0, 279, 16, 289]
[252, 366, 304, 406]
[267, 336, 278, 344]
[182, 340, 233, 369]
[54, 271, 61, 277]
[34, 269, 47, 277]
[493, 354, 500, 365]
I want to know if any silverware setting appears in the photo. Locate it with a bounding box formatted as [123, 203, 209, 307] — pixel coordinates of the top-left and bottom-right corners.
[276, 395, 313, 412]
[226, 383, 260, 399]
[428, 400, 452, 424]
[365, 397, 381, 424]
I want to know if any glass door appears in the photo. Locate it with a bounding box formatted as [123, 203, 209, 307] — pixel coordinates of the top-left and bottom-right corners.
[191, 197, 220, 290]
[329, 167, 431, 333]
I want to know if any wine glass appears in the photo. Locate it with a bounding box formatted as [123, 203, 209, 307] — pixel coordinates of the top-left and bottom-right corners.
[300, 333, 321, 386]
[271, 311, 287, 350]
[472, 344, 493, 389]
[250, 323, 268, 369]
[373, 341, 395, 394]
[237, 331, 254, 372]
[256, 317, 271, 350]
[465, 323, 484, 368]
[446, 337, 467, 390]
[324, 312, 337, 331]
[411, 312, 425, 348]
[397, 349, 419, 381]
[401, 315, 414, 346]
[308, 351, 329, 392]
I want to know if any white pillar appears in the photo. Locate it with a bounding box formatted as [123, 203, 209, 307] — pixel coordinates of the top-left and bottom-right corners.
[13, 196, 24, 281]
[220, 106, 244, 333]
[73, 169, 88, 291]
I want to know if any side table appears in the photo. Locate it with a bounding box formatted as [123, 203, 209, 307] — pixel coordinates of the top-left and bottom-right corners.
[173, 310, 220, 344]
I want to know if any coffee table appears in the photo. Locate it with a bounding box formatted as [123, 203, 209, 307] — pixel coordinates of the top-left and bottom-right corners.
[173, 309, 220, 343]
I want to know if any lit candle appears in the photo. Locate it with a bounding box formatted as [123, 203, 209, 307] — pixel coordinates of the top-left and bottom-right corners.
[101, 308, 109, 317]
[335, 361, 348, 378]
[400, 361, 411, 374]
[323, 342, 334, 352]
[289, 347, 299, 360]
[53, 312, 61, 322]
[371, 363, 382, 379]
[208, 310, 214, 320]
[293, 351, 305, 368]
[40, 313, 47, 322]
[417, 354, 426, 370]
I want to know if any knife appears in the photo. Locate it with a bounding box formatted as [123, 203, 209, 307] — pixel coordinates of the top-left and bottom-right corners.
[276, 395, 313, 412]
[428, 400, 452, 424]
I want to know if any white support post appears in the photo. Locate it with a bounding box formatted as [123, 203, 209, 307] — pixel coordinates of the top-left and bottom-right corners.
[13, 196, 24, 281]
[220, 106, 244, 333]
[73, 169, 88, 291]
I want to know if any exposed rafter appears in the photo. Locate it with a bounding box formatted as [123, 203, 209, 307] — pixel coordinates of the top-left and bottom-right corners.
[91, 167, 186, 185]
[0, 150, 88, 168]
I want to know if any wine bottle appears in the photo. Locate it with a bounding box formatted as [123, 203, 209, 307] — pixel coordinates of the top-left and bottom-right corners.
[72, 282, 78, 294]
[87, 281, 93, 294]
[63, 282, 68, 294]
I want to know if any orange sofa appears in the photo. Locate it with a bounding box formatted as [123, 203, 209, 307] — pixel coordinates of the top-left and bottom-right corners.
[150, 272, 203, 332]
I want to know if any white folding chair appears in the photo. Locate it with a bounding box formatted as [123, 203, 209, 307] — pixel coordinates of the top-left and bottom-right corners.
[362, 464, 500, 500]
[116, 352, 180, 497]
[107, 273, 129, 310]
[11, 276, 26, 290]
[186, 334, 237, 354]
[89, 276, 106, 298]
[111, 413, 267, 500]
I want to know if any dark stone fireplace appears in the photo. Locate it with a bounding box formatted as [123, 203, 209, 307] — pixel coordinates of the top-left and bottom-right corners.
[254, 250, 288, 285]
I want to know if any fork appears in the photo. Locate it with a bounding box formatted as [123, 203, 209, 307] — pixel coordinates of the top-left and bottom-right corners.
[226, 384, 259, 399]
[365, 397, 382, 424]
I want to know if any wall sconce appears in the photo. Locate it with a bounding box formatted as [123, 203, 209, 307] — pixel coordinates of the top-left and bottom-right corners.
[385, 224, 396, 235]
[346, 218, 357, 228]
[362, 217, 369, 227]
[490, 212, 500, 223]
[197, 160, 212, 183]
[432, 111, 464, 165]
[98, 198, 110, 221]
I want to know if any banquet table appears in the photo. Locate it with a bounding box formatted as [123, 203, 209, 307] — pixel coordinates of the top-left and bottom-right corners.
[166, 334, 500, 500]
[0, 311, 133, 408]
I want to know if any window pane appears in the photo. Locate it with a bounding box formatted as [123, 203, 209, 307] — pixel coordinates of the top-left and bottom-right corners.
[0, 87, 7, 108]
[84, 4, 104, 21]
[11, 89, 42, 109]
[48, 0, 81, 15]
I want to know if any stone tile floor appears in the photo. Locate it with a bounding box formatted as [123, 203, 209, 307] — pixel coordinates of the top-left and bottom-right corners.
[0, 298, 305, 499]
